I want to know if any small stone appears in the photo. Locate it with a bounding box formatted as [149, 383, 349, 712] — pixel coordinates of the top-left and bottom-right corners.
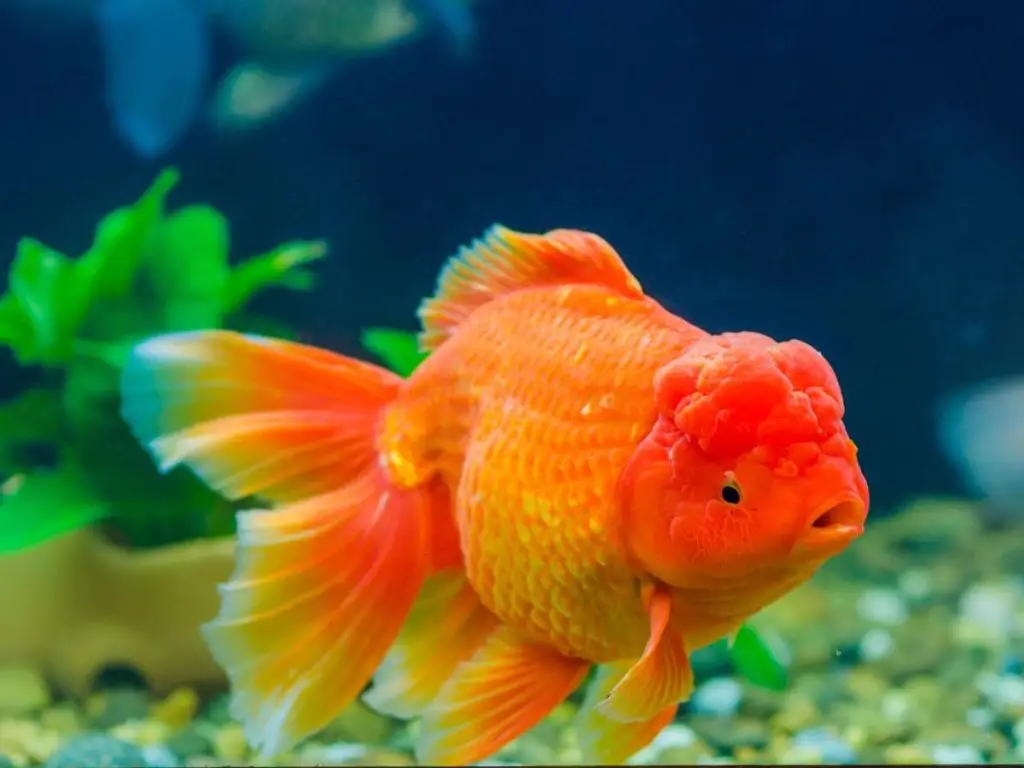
[43, 733, 148, 768]
[691, 678, 743, 717]
[691, 716, 769, 753]
[966, 707, 995, 730]
[322, 701, 396, 746]
[882, 744, 933, 764]
[790, 728, 856, 764]
[855, 588, 907, 626]
[770, 695, 820, 734]
[165, 724, 213, 760]
[109, 719, 172, 747]
[201, 696, 233, 727]
[956, 581, 1021, 647]
[0, 718, 61, 764]
[775, 744, 825, 764]
[211, 725, 248, 763]
[40, 705, 83, 736]
[86, 689, 152, 729]
[858, 628, 893, 661]
[151, 688, 200, 730]
[628, 724, 712, 765]
[978, 672, 1024, 717]
[932, 744, 985, 764]
[300, 744, 415, 766]
[0, 665, 51, 717]
[142, 744, 183, 767]
[898, 569, 933, 601]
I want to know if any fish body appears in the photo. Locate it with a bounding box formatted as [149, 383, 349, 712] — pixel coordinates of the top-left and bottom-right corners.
[14, 0, 475, 156]
[121, 226, 869, 765]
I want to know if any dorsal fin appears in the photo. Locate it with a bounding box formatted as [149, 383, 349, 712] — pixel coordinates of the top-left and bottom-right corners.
[416, 224, 646, 351]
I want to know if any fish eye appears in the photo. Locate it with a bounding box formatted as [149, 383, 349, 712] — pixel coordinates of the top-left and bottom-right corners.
[720, 479, 742, 505]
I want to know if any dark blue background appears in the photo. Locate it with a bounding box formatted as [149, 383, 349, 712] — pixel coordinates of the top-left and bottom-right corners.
[2, 0, 1023, 516]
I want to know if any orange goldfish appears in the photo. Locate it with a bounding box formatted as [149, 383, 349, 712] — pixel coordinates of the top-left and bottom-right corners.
[120, 225, 869, 765]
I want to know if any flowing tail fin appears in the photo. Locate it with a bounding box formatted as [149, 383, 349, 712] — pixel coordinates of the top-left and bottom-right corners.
[120, 330, 452, 757]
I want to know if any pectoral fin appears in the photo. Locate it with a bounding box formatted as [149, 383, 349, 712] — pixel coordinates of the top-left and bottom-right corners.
[596, 583, 693, 722]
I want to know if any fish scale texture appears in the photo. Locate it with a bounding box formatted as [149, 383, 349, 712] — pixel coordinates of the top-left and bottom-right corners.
[389, 285, 703, 661]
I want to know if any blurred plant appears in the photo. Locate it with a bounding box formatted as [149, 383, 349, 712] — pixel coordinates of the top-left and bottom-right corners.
[357, 327, 791, 693]
[0, 169, 327, 553]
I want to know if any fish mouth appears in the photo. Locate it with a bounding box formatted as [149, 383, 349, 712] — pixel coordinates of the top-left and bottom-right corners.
[798, 495, 866, 551]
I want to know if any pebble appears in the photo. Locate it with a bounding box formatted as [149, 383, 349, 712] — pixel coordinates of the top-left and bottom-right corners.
[691, 678, 743, 717]
[86, 689, 151, 730]
[932, 744, 985, 764]
[165, 723, 213, 760]
[628, 724, 710, 765]
[955, 582, 1021, 647]
[42, 733, 147, 768]
[858, 628, 893, 661]
[883, 744, 934, 764]
[211, 724, 248, 763]
[321, 702, 395, 746]
[109, 719, 172, 747]
[142, 744, 183, 767]
[855, 588, 908, 626]
[0, 666, 52, 717]
[790, 728, 856, 764]
[977, 672, 1024, 716]
[151, 688, 199, 730]
[0, 718, 61, 764]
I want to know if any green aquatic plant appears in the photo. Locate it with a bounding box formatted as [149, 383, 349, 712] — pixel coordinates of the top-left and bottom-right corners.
[0, 169, 327, 553]
[357, 327, 791, 694]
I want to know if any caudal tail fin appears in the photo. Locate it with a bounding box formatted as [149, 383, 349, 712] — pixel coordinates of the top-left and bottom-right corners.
[120, 330, 450, 757]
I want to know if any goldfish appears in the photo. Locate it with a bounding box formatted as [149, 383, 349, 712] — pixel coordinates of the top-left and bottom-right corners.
[120, 225, 869, 765]
[15, 0, 476, 158]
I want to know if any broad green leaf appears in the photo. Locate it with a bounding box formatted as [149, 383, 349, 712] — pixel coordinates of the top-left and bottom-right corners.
[76, 168, 180, 300]
[0, 465, 109, 554]
[8, 238, 90, 365]
[0, 294, 35, 360]
[360, 327, 427, 377]
[74, 338, 137, 370]
[222, 240, 327, 316]
[0, 388, 64, 475]
[729, 624, 789, 691]
[146, 205, 231, 330]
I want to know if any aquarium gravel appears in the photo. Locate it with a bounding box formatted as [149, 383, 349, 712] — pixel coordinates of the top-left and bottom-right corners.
[0, 498, 1022, 766]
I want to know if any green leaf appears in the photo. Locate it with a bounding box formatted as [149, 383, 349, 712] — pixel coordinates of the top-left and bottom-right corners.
[76, 168, 180, 300]
[222, 240, 328, 316]
[0, 465, 109, 554]
[729, 624, 789, 691]
[145, 205, 231, 330]
[360, 327, 428, 377]
[0, 293, 36, 359]
[0, 388, 65, 475]
[8, 238, 90, 365]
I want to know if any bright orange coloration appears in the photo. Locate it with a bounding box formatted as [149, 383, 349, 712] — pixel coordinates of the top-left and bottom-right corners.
[120, 225, 869, 765]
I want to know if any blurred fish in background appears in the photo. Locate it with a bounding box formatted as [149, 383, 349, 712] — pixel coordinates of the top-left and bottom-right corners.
[12, 0, 478, 158]
[939, 376, 1024, 519]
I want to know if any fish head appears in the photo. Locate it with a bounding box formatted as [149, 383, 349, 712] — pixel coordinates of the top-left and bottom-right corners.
[620, 331, 869, 590]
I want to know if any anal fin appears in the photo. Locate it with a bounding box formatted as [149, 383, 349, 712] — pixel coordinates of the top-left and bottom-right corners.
[363, 569, 499, 719]
[415, 625, 591, 765]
